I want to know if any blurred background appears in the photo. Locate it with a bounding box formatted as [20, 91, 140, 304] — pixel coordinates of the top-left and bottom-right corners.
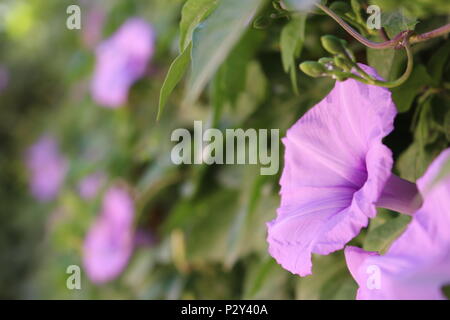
[0, 0, 449, 299]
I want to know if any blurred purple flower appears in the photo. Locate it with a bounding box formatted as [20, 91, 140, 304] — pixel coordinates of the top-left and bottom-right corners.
[267, 65, 421, 277]
[345, 149, 450, 300]
[91, 18, 155, 108]
[78, 172, 105, 200]
[83, 186, 135, 284]
[82, 7, 105, 49]
[134, 229, 157, 248]
[26, 135, 68, 202]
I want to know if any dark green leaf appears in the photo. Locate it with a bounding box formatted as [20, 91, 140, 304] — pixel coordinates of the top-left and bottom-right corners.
[364, 210, 411, 253]
[381, 10, 418, 38]
[211, 29, 264, 114]
[427, 41, 450, 86]
[280, 14, 307, 94]
[391, 64, 432, 113]
[185, 0, 266, 104]
[179, 0, 218, 52]
[157, 44, 192, 120]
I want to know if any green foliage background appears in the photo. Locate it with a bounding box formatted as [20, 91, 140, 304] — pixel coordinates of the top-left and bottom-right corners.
[0, 0, 449, 299]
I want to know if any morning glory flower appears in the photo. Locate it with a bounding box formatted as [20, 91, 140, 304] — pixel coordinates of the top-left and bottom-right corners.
[78, 172, 105, 200]
[267, 65, 422, 276]
[26, 135, 68, 202]
[91, 18, 155, 108]
[82, 6, 105, 49]
[345, 149, 450, 300]
[83, 186, 135, 284]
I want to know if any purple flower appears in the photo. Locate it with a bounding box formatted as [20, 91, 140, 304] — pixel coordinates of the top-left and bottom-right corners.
[345, 149, 450, 300]
[78, 172, 105, 200]
[267, 65, 421, 277]
[134, 229, 156, 248]
[82, 6, 105, 49]
[26, 135, 68, 202]
[90, 18, 155, 108]
[83, 186, 135, 284]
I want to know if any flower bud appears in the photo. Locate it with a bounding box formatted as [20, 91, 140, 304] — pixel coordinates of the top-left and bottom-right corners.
[331, 70, 350, 81]
[321, 35, 347, 55]
[318, 57, 334, 65]
[299, 61, 327, 78]
[334, 56, 353, 72]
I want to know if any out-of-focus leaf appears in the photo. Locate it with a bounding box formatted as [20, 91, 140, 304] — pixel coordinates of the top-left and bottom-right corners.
[211, 28, 264, 115]
[350, 0, 363, 23]
[427, 41, 450, 86]
[381, 10, 418, 38]
[280, 14, 306, 94]
[364, 210, 411, 253]
[367, 35, 403, 81]
[158, 0, 217, 119]
[445, 111, 450, 142]
[391, 65, 432, 113]
[443, 285, 450, 299]
[243, 257, 293, 299]
[185, 0, 266, 104]
[218, 60, 268, 126]
[224, 166, 268, 267]
[397, 141, 431, 181]
[179, 0, 218, 51]
[429, 155, 450, 189]
[158, 44, 191, 120]
[296, 252, 357, 300]
[397, 97, 446, 181]
[166, 190, 239, 263]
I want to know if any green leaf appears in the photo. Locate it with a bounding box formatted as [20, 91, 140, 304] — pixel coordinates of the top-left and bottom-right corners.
[381, 10, 418, 38]
[296, 252, 357, 300]
[157, 44, 192, 120]
[367, 35, 403, 81]
[211, 28, 264, 115]
[443, 285, 450, 299]
[224, 166, 268, 267]
[185, 0, 266, 104]
[158, 0, 218, 119]
[243, 257, 293, 299]
[391, 65, 432, 113]
[179, 0, 218, 52]
[427, 41, 450, 87]
[397, 141, 432, 181]
[363, 210, 411, 253]
[429, 154, 450, 189]
[280, 14, 307, 94]
[350, 0, 362, 23]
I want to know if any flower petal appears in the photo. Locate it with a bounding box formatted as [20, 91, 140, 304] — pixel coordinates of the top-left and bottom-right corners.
[267, 65, 396, 276]
[91, 18, 155, 108]
[83, 186, 135, 284]
[345, 149, 450, 299]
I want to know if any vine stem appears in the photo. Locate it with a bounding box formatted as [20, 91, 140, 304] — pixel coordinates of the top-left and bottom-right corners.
[315, 3, 450, 50]
[315, 3, 407, 49]
[343, 41, 414, 88]
[368, 42, 414, 88]
[410, 23, 450, 43]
